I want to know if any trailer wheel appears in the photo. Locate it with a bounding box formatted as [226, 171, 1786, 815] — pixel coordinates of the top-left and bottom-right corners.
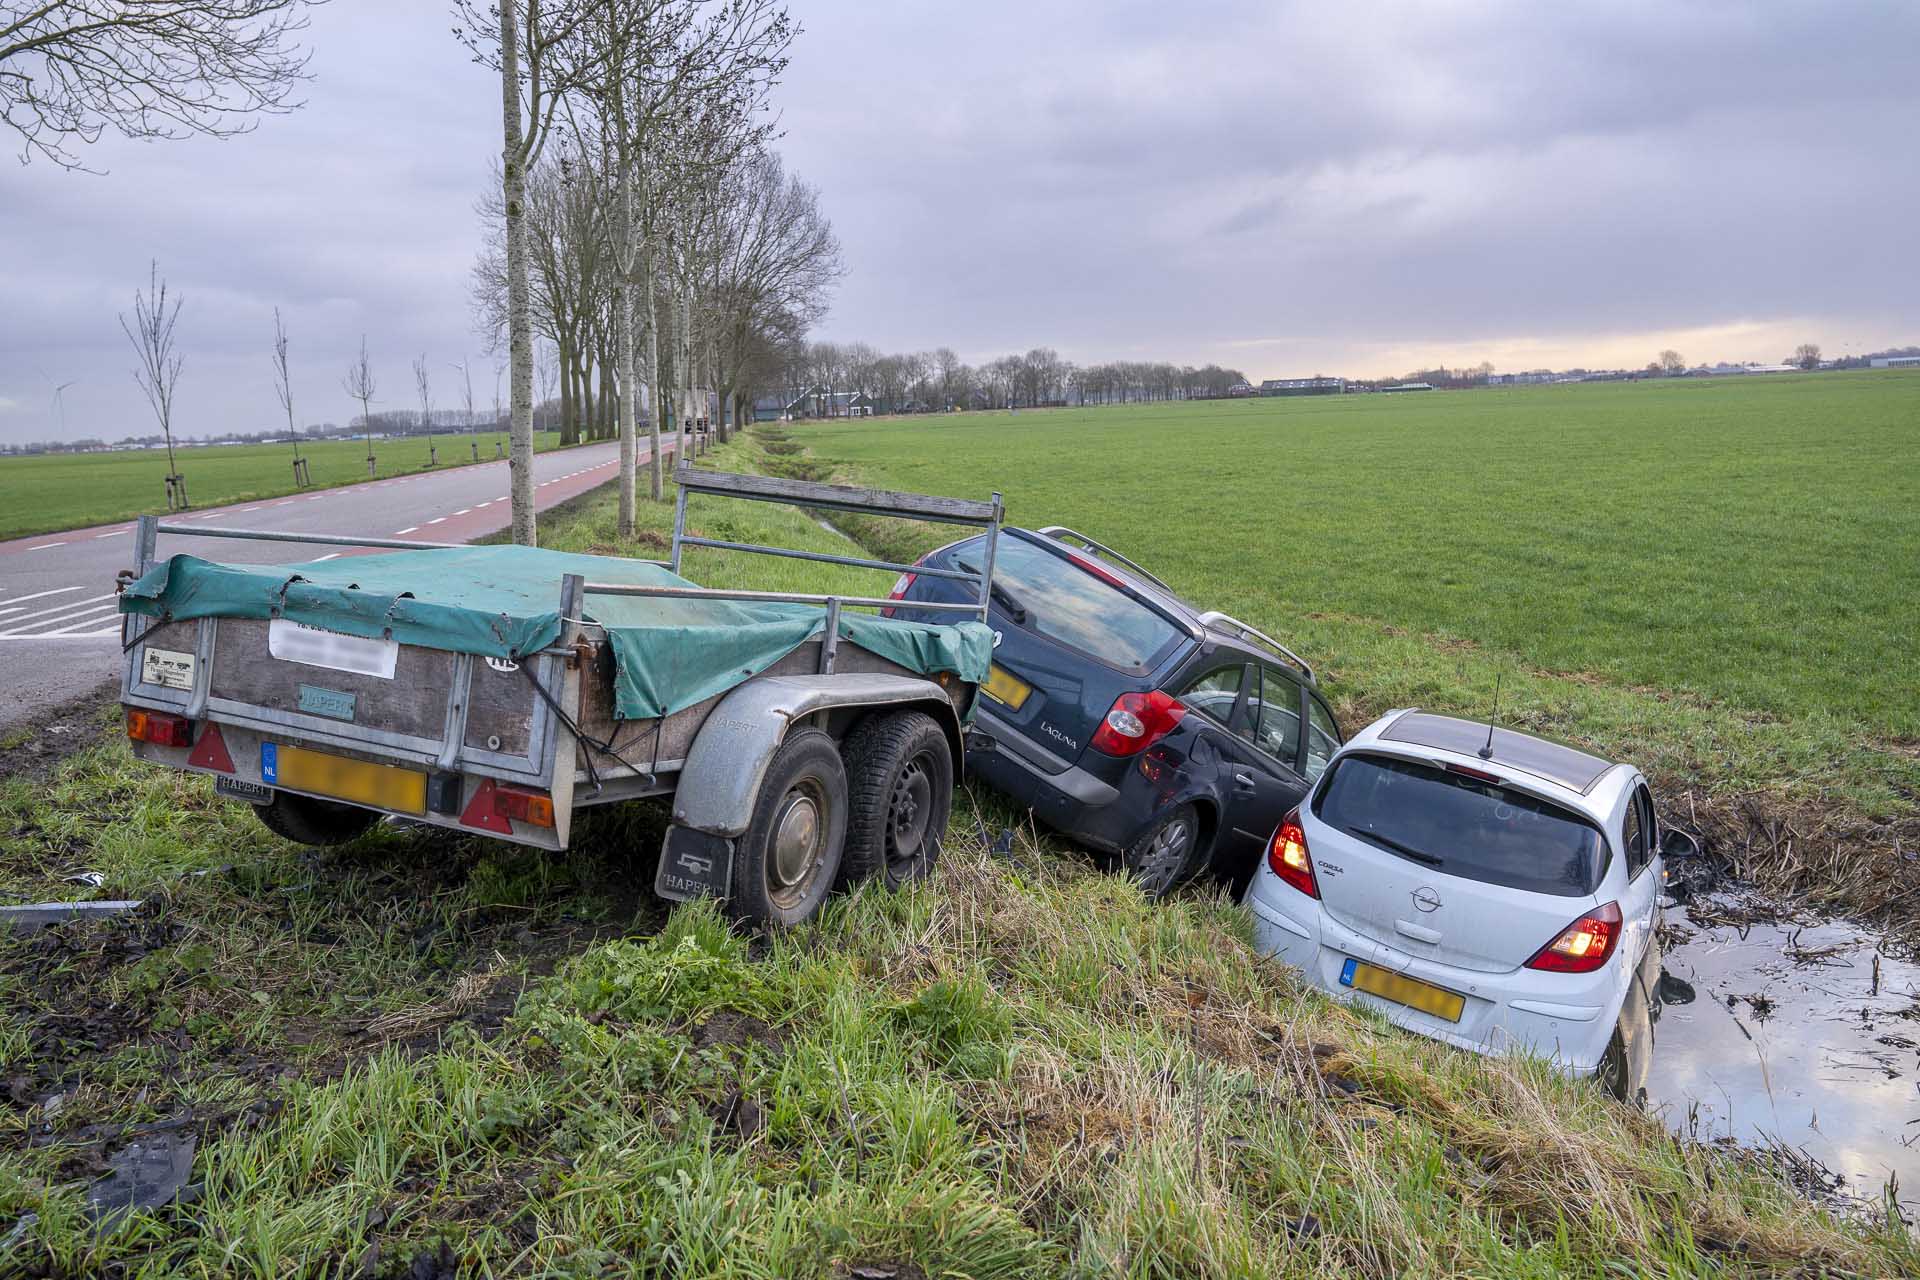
[729, 728, 848, 927]
[251, 792, 380, 846]
[839, 711, 953, 891]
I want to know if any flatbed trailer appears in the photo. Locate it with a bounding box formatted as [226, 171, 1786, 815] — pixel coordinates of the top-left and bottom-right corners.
[116, 467, 1003, 926]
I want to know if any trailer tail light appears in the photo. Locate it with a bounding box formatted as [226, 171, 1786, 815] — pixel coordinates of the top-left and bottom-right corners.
[492, 785, 556, 828]
[1090, 690, 1186, 756]
[126, 708, 193, 748]
[1525, 901, 1622, 973]
[1267, 808, 1318, 898]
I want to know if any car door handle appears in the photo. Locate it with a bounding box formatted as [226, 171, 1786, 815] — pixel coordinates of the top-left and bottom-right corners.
[1395, 919, 1442, 945]
[1232, 772, 1257, 794]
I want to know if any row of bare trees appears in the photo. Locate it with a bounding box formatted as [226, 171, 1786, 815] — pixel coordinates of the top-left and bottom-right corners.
[774, 343, 1250, 414]
[458, 0, 837, 544]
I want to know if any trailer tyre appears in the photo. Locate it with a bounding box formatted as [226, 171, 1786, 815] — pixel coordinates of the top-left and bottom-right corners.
[729, 728, 848, 927]
[252, 792, 380, 846]
[839, 711, 953, 891]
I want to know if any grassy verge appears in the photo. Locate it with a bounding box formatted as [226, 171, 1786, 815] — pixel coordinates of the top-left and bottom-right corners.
[5, 717, 1915, 1276]
[5, 433, 1913, 1273]
[0, 432, 579, 541]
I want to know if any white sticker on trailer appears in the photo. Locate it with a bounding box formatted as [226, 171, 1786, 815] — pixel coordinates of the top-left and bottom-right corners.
[140, 646, 196, 690]
[267, 619, 398, 679]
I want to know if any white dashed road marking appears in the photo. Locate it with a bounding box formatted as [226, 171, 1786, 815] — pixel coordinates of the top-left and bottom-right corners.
[1, 586, 83, 606]
[94, 529, 127, 539]
[427, 517, 446, 525]
[394, 526, 419, 535]
[313, 553, 341, 562]
[28, 541, 67, 550]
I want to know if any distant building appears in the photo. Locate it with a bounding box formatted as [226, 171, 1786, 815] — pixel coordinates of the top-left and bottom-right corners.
[752, 395, 787, 422]
[1487, 372, 1557, 386]
[1228, 381, 1254, 397]
[1259, 376, 1346, 396]
[783, 387, 876, 419]
[1381, 381, 1434, 393]
[1870, 355, 1920, 369]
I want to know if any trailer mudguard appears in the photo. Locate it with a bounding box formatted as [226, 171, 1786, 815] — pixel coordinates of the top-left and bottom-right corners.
[670, 673, 964, 840]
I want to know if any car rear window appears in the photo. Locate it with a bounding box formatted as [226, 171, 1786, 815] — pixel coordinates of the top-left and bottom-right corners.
[1312, 752, 1605, 896]
[966, 535, 1184, 672]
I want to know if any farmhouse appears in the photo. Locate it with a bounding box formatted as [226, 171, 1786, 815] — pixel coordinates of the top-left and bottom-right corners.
[1870, 355, 1920, 368]
[1381, 381, 1435, 393]
[783, 387, 876, 419]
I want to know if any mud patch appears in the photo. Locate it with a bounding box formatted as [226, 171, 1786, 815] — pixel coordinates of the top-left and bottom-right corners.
[0, 679, 118, 785]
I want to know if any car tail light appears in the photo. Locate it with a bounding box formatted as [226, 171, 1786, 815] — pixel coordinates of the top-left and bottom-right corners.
[1064, 550, 1128, 591]
[880, 556, 927, 617]
[1267, 808, 1318, 898]
[1525, 901, 1622, 973]
[126, 708, 193, 748]
[493, 785, 556, 828]
[1089, 689, 1186, 756]
[1443, 762, 1502, 784]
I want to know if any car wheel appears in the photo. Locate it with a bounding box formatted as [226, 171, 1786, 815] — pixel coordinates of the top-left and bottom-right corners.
[1123, 803, 1199, 899]
[251, 792, 380, 846]
[1595, 1025, 1631, 1102]
[839, 711, 953, 891]
[728, 728, 848, 927]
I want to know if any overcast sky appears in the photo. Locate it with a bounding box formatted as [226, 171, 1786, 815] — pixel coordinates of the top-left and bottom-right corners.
[3, 0, 1917, 443]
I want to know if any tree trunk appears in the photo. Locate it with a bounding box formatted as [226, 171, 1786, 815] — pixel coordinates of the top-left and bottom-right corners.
[643, 235, 664, 501]
[557, 334, 575, 446]
[615, 279, 638, 532]
[500, 0, 536, 546]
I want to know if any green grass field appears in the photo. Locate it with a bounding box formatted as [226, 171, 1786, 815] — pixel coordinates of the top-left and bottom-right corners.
[0, 432, 569, 541]
[7, 448, 1914, 1276]
[785, 374, 1920, 903]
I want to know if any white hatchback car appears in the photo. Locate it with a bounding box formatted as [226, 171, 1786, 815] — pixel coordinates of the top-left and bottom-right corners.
[1247, 710, 1680, 1094]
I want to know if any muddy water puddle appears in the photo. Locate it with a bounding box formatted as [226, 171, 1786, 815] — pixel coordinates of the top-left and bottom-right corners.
[1646, 898, 1920, 1209]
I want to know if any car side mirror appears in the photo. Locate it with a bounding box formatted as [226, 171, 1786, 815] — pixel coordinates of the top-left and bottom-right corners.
[1659, 828, 1701, 861]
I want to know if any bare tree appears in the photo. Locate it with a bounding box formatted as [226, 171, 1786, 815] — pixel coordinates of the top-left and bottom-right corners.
[456, 0, 596, 545]
[270, 305, 305, 483]
[341, 335, 377, 475]
[1657, 349, 1685, 375]
[0, 0, 320, 170]
[1793, 342, 1821, 370]
[449, 357, 476, 459]
[412, 352, 437, 464]
[120, 260, 186, 505]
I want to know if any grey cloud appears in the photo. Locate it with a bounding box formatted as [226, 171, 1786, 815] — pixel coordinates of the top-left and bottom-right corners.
[2, 1, 1917, 443]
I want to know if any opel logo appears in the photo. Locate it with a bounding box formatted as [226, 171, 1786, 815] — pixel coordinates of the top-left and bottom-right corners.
[1411, 887, 1442, 913]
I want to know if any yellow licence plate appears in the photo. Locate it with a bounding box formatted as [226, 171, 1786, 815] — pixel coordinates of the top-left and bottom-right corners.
[1341, 959, 1466, 1023]
[264, 743, 426, 815]
[980, 665, 1032, 711]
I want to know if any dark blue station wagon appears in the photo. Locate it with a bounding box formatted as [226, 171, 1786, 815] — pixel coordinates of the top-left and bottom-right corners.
[887, 527, 1343, 896]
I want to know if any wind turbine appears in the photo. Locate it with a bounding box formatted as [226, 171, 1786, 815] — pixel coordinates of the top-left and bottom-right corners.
[52, 380, 75, 435]
[36, 366, 77, 437]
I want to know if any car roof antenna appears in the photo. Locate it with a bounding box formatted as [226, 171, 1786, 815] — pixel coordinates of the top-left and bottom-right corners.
[1478, 673, 1501, 760]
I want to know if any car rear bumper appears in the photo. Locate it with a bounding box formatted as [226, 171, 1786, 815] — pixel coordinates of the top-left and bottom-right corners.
[1244, 865, 1626, 1075]
[967, 706, 1145, 853]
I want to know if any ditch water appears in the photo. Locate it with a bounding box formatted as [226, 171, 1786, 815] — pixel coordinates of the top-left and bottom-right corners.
[1643, 896, 1920, 1212]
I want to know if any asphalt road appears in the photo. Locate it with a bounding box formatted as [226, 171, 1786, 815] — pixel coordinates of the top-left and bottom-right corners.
[0, 438, 669, 736]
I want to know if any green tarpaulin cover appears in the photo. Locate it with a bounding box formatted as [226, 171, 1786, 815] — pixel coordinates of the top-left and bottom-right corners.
[120, 545, 993, 720]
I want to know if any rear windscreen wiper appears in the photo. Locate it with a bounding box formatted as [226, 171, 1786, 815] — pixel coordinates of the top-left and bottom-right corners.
[1345, 826, 1443, 867]
[957, 559, 1028, 623]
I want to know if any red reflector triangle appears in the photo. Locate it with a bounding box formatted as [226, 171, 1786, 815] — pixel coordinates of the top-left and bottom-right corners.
[459, 777, 512, 833]
[187, 722, 235, 774]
